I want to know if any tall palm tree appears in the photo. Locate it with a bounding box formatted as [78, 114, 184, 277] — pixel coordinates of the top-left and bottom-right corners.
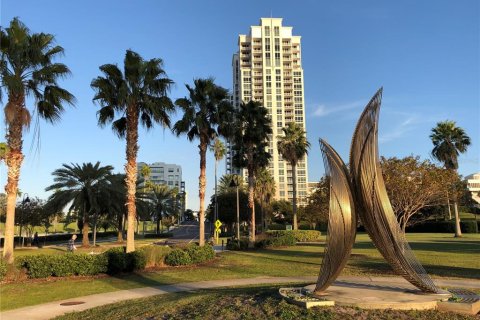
[232, 101, 272, 243]
[0, 18, 75, 263]
[430, 120, 471, 237]
[277, 122, 310, 230]
[91, 50, 174, 252]
[210, 138, 226, 223]
[173, 78, 233, 246]
[255, 167, 276, 231]
[45, 162, 113, 247]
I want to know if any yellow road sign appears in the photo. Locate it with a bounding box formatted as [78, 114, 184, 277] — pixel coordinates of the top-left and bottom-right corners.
[215, 220, 222, 228]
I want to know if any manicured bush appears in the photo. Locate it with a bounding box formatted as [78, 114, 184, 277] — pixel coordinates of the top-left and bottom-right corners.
[140, 245, 172, 268]
[18, 255, 52, 278]
[407, 221, 478, 233]
[125, 251, 147, 272]
[0, 258, 7, 281]
[185, 244, 215, 264]
[226, 238, 249, 250]
[461, 221, 478, 233]
[266, 230, 322, 242]
[105, 247, 127, 274]
[19, 253, 108, 278]
[268, 233, 296, 247]
[143, 233, 173, 239]
[165, 249, 192, 266]
[268, 223, 286, 230]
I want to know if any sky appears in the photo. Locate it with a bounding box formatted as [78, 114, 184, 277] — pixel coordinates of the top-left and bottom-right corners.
[0, 0, 479, 211]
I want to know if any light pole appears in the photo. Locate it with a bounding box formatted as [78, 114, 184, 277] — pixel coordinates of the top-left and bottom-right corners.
[229, 178, 240, 245]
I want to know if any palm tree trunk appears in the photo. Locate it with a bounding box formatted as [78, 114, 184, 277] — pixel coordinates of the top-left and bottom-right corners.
[247, 164, 256, 244]
[453, 201, 462, 237]
[156, 214, 161, 234]
[292, 163, 298, 230]
[198, 137, 207, 246]
[3, 96, 25, 264]
[117, 213, 123, 242]
[125, 105, 139, 253]
[82, 212, 90, 247]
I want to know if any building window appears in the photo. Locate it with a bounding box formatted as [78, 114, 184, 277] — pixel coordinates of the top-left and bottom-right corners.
[274, 26, 280, 36]
[265, 26, 270, 36]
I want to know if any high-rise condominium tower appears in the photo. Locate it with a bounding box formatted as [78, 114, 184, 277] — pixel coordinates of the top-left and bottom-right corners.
[226, 18, 309, 204]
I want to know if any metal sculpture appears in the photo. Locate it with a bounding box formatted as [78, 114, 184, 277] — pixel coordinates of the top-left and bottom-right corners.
[315, 88, 440, 294]
[315, 139, 357, 293]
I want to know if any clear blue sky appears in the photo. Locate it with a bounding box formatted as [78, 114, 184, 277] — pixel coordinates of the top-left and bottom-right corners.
[0, 0, 479, 210]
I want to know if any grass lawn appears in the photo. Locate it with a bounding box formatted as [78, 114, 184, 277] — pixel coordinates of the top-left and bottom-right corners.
[1, 233, 479, 311]
[53, 284, 477, 320]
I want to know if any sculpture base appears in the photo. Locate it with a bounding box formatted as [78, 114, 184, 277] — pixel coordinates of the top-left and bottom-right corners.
[303, 278, 453, 311]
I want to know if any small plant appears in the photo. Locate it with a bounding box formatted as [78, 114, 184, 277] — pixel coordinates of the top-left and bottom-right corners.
[0, 258, 7, 281]
[165, 249, 192, 266]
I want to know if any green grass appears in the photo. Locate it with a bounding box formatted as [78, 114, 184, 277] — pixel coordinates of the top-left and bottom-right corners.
[1, 233, 479, 311]
[53, 285, 477, 320]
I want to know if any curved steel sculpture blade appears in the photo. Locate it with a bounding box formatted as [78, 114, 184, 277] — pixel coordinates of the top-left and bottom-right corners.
[349, 88, 439, 293]
[315, 139, 356, 293]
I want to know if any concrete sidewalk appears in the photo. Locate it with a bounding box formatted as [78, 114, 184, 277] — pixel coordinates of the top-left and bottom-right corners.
[1, 276, 479, 320]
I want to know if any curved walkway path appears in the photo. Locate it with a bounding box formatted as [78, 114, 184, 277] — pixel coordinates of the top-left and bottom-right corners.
[2, 276, 480, 320]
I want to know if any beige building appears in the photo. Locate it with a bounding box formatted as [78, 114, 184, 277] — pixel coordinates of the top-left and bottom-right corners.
[226, 18, 309, 205]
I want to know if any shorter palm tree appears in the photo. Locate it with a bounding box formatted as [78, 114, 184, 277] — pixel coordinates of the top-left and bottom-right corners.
[277, 122, 310, 230]
[232, 101, 272, 243]
[255, 168, 276, 231]
[149, 184, 175, 234]
[45, 162, 113, 247]
[218, 174, 245, 195]
[211, 138, 226, 223]
[430, 120, 471, 237]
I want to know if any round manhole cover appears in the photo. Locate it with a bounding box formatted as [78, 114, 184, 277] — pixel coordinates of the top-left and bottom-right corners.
[60, 301, 85, 306]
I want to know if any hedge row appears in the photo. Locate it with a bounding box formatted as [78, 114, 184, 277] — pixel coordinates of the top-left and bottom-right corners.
[407, 221, 478, 233]
[164, 244, 215, 266]
[143, 233, 173, 239]
[0, 231, 117, 247]
[266, 230, 322, 242]
[18, 253, 108, 278]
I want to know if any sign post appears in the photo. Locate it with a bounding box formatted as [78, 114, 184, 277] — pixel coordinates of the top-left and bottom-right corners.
[214, 220, 222, 244]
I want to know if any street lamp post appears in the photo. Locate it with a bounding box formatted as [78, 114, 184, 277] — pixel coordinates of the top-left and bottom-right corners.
[229, 178, 240, 245]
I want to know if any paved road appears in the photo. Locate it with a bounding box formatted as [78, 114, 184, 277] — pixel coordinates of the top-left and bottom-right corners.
[165, 220, 212, 244]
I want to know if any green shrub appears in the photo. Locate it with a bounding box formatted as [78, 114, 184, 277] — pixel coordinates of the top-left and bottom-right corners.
[143, 233, 173, 239]
[226, 238, 249, 250]
[461, 221, 478, 233]
[266, 230, 322, 242]
[268, 233, 296, 247]
[125, 251, 147, 271]
[407, 221, 478, 233]
[140, 245, 172, 268]
[268, 223, 286, 230]
[165, 249, 192, 266]
[0, 258, 7, 281]
[185, 244, 215, 264]
[19, 253, 108, 278]
[105, 247, 127, 274]
[18, 255, 52, 278]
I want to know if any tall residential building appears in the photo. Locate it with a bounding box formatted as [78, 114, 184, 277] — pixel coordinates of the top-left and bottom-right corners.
[228, 18, 309, 205]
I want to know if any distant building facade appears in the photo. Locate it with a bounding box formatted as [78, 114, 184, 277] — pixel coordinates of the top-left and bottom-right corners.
[137, 161, 187, 213]
[466, 172, 480, 207]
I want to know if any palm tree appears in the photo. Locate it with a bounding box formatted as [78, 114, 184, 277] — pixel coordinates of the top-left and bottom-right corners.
[430, 120, 471, 237]
[173, 78, 233, 246]
[255, 168, 276, 231]
[0, 18, 75, 263]
[210, 138, 226, 223]
[277, 122, 310, 230]
[45, 162, 113, 247]
[149, 184, 174, 234]
[141, 164, 152, 189]
[218, 174, 245, 195]
[232, 101, 272, 243]
[91, 50, 174, 252]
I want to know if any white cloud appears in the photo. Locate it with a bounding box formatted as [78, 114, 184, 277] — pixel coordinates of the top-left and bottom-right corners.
[312, 100, 365, 117]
